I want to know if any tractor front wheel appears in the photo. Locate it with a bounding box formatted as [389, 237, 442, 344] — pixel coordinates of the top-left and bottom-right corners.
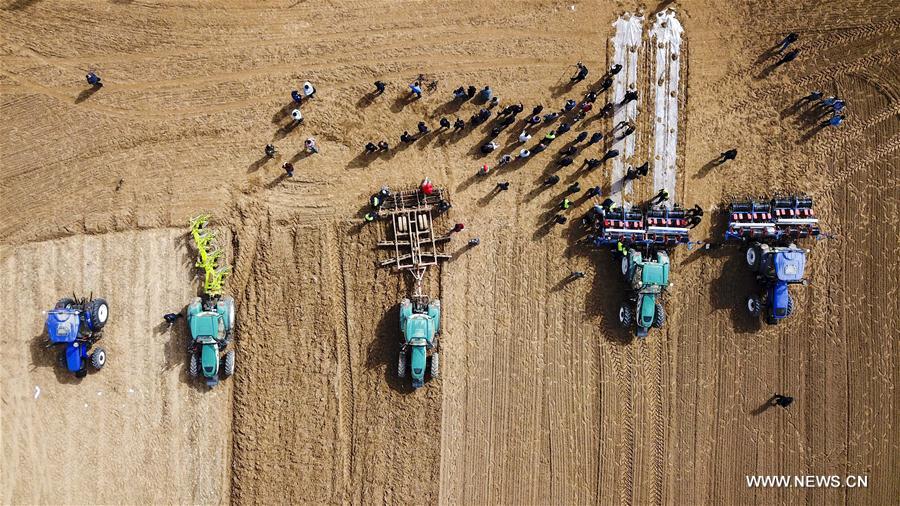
[618, 304, 633, 327]
[786, 296, 795, 317]
[90, 348, 106, 370]
[223, 350, 235, 377]
[431, 352, 440, 379]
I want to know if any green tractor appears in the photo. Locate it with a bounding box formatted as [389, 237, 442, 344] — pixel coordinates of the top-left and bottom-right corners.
[398, 296, 440, 388]
[186, 296, 236, 387]
[617, 248, 670, 338]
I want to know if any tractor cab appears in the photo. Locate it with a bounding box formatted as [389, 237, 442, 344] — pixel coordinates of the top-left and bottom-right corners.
[772, 249, 806, 282]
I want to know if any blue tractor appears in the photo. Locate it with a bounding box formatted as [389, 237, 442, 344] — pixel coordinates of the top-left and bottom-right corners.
[398, 296, 440, 388]
[44, 295, 109, 377]
[745, 243, 808, 324]
[725, 196, 819, 324]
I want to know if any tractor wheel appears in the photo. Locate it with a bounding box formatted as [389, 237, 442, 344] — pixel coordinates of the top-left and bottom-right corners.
[746, 296, 761, 316]
[653, 303, 666, 328]
[55, 298, 76, 309]
[620, 256, 630, 277]
[431, 352, 440, 379]
[618, 304, 633, 327]
[746, 244, 768, 271]
[90, 348, 106, 370]
[88, 298, 109, 330]
[786, 296, 794, 317]
[223, 350, 235, 377]
[189, 353, 199, 377]
[221, 296, 236, 331]
[397, 350, 407, 378]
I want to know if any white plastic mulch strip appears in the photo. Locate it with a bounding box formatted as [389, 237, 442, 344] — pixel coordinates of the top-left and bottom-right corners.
[610, 14, 643, 202]
[650, 9, 682, 203]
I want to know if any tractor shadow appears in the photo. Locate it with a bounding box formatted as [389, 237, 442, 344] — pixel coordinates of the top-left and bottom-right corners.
[29, 334, 84, 384]
[710, 251, 762, 333]
[581, 251, 634, 345]
[157, 305, 224, 392]
[368, 302, 416, 394]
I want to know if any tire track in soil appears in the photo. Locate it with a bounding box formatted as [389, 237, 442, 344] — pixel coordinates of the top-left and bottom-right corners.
[611, 344, 635, 506]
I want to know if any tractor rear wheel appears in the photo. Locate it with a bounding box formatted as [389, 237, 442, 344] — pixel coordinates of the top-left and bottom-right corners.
[55, 298, 75, 309]
[89, 298, 109, 330]
[618, 304, 633, 327]
[189, 353, 199, 377]
[221, 296, 236, 331]
[653, 303, 666, 328]
[223, 350, 235, 377]
[90, 348, 106, 370]
[397, 350, 407, 378]
[747, 296, 761, 316]
[431, 352, 440, 379]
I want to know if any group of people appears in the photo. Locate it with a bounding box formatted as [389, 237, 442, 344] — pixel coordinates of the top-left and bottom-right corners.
[800, 91, 847, 128]
[253, 82, 323, 177]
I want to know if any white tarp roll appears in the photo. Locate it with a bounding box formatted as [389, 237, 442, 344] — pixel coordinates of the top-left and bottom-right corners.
[610, 14, 643, 203]
[650, 9, 683, 204]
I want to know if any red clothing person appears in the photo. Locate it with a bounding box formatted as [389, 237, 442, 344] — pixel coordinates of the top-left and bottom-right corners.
[421, 178, 434, 196]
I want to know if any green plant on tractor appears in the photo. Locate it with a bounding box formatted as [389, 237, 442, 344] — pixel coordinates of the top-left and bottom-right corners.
[190, 214, 231, 297]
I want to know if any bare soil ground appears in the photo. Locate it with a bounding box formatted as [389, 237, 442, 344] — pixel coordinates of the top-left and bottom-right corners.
[1, 0, 898, 505]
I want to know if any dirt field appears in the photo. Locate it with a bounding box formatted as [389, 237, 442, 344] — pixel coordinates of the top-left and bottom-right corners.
[1, 0, 898, 505]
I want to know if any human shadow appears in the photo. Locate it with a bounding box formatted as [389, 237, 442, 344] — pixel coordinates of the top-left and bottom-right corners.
[549, 77, 576, 99]
[74, 86, 101, 104]
[272, 120, 301, 141]
[390, 93, 419, 113]
[750, 395, 777, 416]
[693, 156, 723, 179]
[367, 302, 416, 394]
[454, 170, 484, 194]
[247, 155, 271, 173]
[346, 149, 381, 169]
[265, 173, 288, 189]
[271, 102, 295, 124]
[432, 98, 465, 118]
[355, 91, 383, 110]
[797, 122, 828, 144]
[755, 62, 780, 80]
